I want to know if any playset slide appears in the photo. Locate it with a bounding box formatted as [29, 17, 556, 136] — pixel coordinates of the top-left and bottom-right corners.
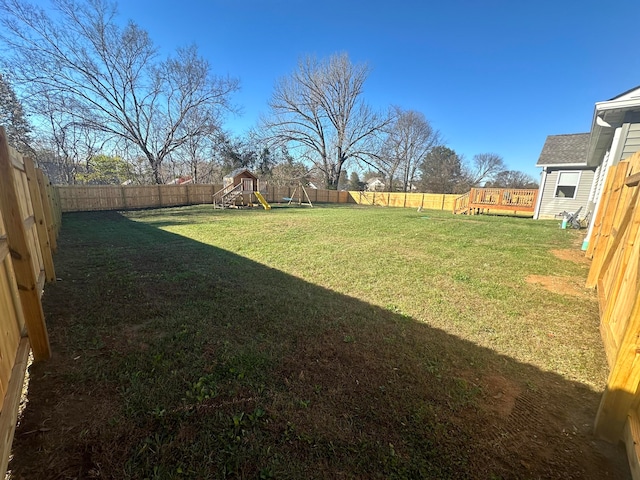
[254, 192, 271, 210]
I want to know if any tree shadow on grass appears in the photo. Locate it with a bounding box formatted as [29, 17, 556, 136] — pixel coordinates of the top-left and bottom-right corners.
[9, 210, 630, 479]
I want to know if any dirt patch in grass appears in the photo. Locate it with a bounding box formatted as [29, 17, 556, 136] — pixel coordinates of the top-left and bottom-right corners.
[526, 274, 592, 298]
[479, 374, 521, 418]
[551, 248, 592, 265]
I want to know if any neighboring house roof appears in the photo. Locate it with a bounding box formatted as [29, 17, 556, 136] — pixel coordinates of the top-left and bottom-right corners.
[224, 168, 256, 180]
[536, 133, 590, 167]
[167, 176, 193, 185]
[366, 178, 384, 185]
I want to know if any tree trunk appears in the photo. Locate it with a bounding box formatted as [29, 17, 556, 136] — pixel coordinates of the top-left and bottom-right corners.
[147, 154, 163, 184]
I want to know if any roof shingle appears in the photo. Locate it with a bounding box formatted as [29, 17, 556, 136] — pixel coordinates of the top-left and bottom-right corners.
[536, 133, 590, 166]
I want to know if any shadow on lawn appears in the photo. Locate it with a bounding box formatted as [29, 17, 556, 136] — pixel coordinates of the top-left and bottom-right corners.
[9, 210, 630, 479]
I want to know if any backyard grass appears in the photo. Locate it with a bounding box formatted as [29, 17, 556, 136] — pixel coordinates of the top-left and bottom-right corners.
[9, 205, 629, 479]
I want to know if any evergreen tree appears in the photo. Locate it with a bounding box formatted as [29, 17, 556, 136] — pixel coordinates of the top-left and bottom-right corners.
[349, 171, 364, 190]
[418, 146, 463, 194]
[0, 73, 32, 153]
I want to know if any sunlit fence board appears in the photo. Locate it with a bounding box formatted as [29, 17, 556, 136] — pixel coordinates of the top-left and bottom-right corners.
[0, 130, 50, 360]
[0, 210, 23, 403]
[0, 126, 58, 479]
[348, 191, 456, 210]
[587, 153, 640, 480]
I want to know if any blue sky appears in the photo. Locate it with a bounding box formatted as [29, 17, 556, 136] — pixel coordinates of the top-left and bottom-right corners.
[72, 1, 640, 176]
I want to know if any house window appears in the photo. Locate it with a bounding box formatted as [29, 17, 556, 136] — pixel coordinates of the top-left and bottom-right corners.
[554, 171, 581, 199]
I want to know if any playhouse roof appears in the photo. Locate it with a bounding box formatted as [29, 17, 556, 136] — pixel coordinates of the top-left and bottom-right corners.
[224, 168, 257, 180]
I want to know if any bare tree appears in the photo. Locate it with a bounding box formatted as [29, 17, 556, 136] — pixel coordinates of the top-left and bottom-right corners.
[172, 114, 222, 183]
[376, 107, 440, 191]
[463, 153, 506, 188]
[33, 96, 109, 184]
[486, 170, 538, 189]
[261, 53, 390, 189]
[0, 0, 239, 184]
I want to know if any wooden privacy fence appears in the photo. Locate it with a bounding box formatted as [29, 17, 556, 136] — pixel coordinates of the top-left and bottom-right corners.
[584, 151, 640, 477]
[57, 184, 458, 212]
[0, 126, 60, 477]
[351, 191, 456, 210]
[453, 188, 538, 215]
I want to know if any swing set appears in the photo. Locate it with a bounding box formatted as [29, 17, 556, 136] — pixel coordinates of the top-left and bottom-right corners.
[283, 183, 313, 207]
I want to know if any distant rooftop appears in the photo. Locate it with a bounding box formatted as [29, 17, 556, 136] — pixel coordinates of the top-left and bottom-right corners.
[536, 133, 590, 166]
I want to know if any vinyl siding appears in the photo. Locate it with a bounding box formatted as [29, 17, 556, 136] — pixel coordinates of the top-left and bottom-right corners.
[590, 150, 610, 206]
[621, 123, 640, 160]
[537, 168, 596, 219]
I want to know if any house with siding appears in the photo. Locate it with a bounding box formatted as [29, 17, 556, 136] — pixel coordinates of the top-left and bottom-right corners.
[534, 86, 640, 249]
[533, 133, 592, 220]
[366, 178, 385, 192]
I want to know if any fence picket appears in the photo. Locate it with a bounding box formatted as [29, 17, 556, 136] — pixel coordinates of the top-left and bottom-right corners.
[56, 185, 460, 212]
[588, 152, 640, 466]
[0, 126, 59, 480]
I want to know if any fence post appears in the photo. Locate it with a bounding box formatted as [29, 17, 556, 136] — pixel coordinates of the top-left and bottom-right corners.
[120, 186, 127, 210]
[0, 127, 50, 361]
[37, 170, 57, 252]
[23, 157, 55, 283]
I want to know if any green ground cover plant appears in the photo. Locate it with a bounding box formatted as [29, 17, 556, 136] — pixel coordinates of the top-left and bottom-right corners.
[9, 205, 629, 479]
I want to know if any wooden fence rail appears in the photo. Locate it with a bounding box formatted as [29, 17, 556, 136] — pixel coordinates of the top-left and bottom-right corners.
[56, 184, 458, 213]
[585, 151, 640, 477]
[0, 126, 59, 477]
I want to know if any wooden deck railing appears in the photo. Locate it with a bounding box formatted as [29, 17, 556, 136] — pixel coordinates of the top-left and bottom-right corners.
[453, 188, 538, 216]
[453, 191, 470, 214]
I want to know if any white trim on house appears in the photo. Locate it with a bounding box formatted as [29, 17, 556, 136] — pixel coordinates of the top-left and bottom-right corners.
[595, 96, 640, 113]
[533, 167, 547, 219]
[587, 162, 602, 205]
[583, 127, 623, 247]
[552, 170, 583, 200]
[535, 162, 588, 168]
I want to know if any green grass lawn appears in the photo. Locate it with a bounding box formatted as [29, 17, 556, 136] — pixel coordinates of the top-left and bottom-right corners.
[127, 205, 602, 385]
[11, 205, 627, 479]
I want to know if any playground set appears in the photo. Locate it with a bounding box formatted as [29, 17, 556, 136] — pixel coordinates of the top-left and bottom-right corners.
[283, 183, 314, 207]
[213, 168, 315, 210]
[213, 168, 271, 210]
